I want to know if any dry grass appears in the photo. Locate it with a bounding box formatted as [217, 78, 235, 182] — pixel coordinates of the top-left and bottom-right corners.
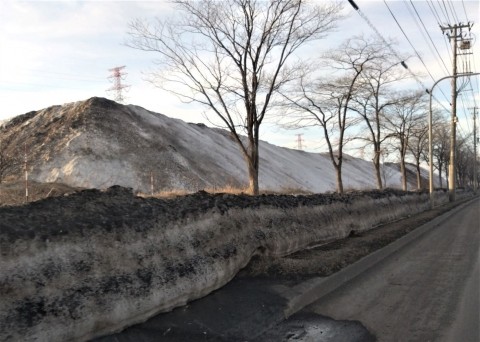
[1, 180, 311, 203]
[137, 189, 192, 199]
[137, 185, 250, 198]
[0, 181, 81, 206]
[205, 184, 251, 194]
[260, 187, 315, 195]
[139, 185, 314, 198]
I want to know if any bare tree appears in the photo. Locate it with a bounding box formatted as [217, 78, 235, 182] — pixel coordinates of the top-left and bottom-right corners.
[126, 0, 343, 194]
[380, 148, 395, 188]
[383, 91, 427, 191]
[431, 121, 450, 189]
[349, 36, 410, 190]
[279, 37, 384, 193]
[455, 134, 474, 188]
[407, 117, 429, 190]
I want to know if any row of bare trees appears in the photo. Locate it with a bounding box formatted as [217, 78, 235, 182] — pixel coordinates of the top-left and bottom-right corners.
[126, 0, 477, 194]
[431, 122, 478, 190]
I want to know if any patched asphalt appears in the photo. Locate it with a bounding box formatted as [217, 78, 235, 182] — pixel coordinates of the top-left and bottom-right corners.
[94, 276, 375, 342]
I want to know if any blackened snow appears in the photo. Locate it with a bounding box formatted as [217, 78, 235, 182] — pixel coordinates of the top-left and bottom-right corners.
[0, 185, 423, 244]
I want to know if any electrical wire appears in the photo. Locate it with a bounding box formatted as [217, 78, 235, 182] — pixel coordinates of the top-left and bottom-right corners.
[459, 89, 471, 132]
[0, 80, 103, 90]
[383, 0, 451, 107]
[347, 0, 450, 113]
[471, 57, 479, 109]
[21, 68, 106, 82]
[408, 0, 450, 75]
[447, 0, 460, 25]
[383, 0, 437, 82]
[426, 0, 443, 24]
[461, 0, 470, 23]
[426, 0, 454, 68]
[441, 0, 452, 23]
[358, 0, 478, 140]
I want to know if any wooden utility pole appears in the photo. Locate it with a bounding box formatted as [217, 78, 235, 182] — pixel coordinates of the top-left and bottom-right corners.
[474, 107, 478, 193]
[150, 171, 154, 196]
[24, 143, 28, 203]
[440, 22, 473, 201]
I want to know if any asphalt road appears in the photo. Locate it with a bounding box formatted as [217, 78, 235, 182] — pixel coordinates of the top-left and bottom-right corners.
[302, 198, 480, 341]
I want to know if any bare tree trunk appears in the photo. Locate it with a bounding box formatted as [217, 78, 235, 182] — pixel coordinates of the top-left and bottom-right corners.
[373, 148, 383, 189]
[400, 158, 407, 191]
[246, 129, 260, 195]
[438, 161, 443, 188]
[445, 163, 449, 190]
[247, 159, 259, 195]
[335, 164, 344, 194]
[415, 163, 422, 190]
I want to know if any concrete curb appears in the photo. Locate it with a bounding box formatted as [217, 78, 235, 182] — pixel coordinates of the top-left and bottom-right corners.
[283, 196, 478, 318]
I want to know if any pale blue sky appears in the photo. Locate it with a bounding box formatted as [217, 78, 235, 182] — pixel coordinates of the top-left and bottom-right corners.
[0, 0, 478, 153]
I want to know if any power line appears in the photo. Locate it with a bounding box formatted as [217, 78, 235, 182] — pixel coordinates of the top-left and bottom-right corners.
[408, 1, 450, 75]
[383, 1, 437, 83]
[0, 80, 104, 90]
[441, 0, 452, 23]
[447, 0, 460, 25]
[461, 0, 470, 23]
[459, 91, 471, 132]
[383, 0, 451, 106]
[426, 0, 454, 67]
[426, 0, 443, 24]
[347, 0, 449, 112]
[471, 55, 479, 108]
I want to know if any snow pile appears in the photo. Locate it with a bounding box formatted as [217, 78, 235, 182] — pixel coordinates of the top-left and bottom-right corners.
[0, 187, 446, 341]
[0, 97, 434, 193]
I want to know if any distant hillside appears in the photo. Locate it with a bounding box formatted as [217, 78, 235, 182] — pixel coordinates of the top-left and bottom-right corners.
[0, 97, 430, 193]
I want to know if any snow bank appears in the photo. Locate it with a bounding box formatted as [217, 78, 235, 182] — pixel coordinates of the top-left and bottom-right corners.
[0, 187, 448, 341]
[1, 97, 439, 194]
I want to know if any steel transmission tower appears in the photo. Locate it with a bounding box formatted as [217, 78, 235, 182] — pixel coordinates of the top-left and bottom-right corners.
[295, 133, 305, 150]
[107, 66, 130, 103]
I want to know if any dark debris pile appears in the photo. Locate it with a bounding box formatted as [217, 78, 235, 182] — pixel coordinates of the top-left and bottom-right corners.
[0, 185, 425, 244]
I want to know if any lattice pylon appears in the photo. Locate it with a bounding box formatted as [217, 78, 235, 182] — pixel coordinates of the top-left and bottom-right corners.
[107, 66, 130, 103]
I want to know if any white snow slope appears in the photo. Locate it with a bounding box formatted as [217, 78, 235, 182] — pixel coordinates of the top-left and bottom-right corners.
[0, 97, 438, 193]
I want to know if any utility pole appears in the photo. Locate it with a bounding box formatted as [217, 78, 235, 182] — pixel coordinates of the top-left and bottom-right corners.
[150, 171, 154, 196]
[440, 22, 473, 202]
[24, 143, 28, 203]
[474, 107, 478, 193]
[107, 66, 130, 103]
[428, 73, 480, 208]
